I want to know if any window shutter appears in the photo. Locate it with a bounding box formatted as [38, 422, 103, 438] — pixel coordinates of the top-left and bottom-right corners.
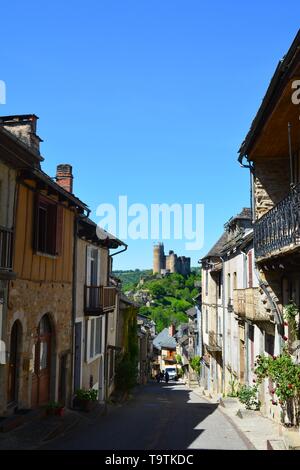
[33, 193, 40, 252]
[97, 249, 101, 286]
[86, 246, 92, 286]
[55, 205, 64, 256]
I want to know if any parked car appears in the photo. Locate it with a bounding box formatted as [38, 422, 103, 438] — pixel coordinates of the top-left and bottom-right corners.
[164, 366, 177, 381]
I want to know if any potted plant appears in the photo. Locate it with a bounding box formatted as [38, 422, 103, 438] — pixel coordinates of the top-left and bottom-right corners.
[46, 401, 65, 416]
[74, 388, 98, 412]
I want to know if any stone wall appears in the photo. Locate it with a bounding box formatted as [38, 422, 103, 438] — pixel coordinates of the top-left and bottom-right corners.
[254, 157, 290, 219]
[1, 279, 73, 413]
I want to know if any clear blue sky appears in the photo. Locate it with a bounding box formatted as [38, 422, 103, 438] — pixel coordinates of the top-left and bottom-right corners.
[1, 1, 299, 269]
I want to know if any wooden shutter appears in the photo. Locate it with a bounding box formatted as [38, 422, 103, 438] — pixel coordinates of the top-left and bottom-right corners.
[86, 246, 92, 286]
[33, 193, 40, 252]
[55, 205, 64, 256]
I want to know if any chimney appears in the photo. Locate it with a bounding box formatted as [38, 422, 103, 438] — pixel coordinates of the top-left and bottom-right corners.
[169, 324, 175, 337]
[56, 164, 73, 193]
[0, 114, 42, 155]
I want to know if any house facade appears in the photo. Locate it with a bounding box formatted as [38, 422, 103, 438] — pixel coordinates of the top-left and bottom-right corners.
[73, 217, 125, 403]
[238, 31, 300, 424]
[201, 208, 265, 397]
[0, 115, 89, 415]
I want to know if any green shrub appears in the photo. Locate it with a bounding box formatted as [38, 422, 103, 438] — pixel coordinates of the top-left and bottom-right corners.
[76, 388, 98, 401]
[238, 385, 260, 410]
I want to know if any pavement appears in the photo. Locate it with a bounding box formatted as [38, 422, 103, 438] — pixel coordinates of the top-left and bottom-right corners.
[39, 382, 250, 450]
[191, 387, 300, 450]
[0, 404, 105, 450]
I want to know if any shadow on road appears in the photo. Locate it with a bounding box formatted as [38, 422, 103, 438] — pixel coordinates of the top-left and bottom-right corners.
[40, 382, 227, 450]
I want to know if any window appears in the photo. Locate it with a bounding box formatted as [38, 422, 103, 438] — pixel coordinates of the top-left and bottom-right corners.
[233, 272, 237, 290]
[86, 317, 102, 361]
[227, 273, 231, 300]
[34, 195, 63, 256]
[205, 269, 208, 296]
[265, 333, 274, 356]
[247, 250, 253, 288]
[218, 271, 222, 299]
[205, 309, 208, 334]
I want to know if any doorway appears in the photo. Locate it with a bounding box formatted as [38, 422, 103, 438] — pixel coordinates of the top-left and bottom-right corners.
[7, 321, 22, 405]
[31, 315, 53, 407]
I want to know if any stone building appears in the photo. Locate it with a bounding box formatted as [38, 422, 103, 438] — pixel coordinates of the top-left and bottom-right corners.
[73, 217, 126, 403]
[238, 30, 300, 425]
[0, 115, 89, 415]
[0, 118, 41, 413]
[200, 208, 262, 397]
[153, 243, 190, 276]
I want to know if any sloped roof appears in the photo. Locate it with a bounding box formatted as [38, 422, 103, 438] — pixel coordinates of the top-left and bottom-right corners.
[186, 307, 197, 318]
[239, 30, 300, 159]
[201, 232, 228, 260]
[153, 328, 177, 351]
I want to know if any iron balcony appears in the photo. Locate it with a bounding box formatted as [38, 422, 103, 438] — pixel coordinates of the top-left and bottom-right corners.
[254, 183, 300, 260]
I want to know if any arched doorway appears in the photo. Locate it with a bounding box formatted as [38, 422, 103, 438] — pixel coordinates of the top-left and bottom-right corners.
[7, 321, 22, 405]
[31, 315, 53, 407]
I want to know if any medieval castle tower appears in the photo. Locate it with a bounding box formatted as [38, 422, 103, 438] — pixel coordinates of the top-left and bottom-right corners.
[153, 243, 191, 276]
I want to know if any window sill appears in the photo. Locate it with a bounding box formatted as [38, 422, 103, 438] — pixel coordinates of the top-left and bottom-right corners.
[35, 251, 58, 259]
[85, 353, 101, 365]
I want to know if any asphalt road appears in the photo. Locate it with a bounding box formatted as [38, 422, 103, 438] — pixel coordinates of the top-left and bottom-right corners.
[41, 382, 250, 450]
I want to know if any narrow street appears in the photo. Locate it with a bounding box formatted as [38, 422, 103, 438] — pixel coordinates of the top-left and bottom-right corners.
[41, 383, 250, 450]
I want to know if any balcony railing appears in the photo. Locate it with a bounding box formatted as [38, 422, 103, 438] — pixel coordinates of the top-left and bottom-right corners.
[208, 331, 222, 352]
[0, 226, 13, 271]
[84, 285, 117, 315]
[254, 184, 300, 259]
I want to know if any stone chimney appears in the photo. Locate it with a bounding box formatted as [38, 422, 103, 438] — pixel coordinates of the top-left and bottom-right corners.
[56, 164, 73, 193]
[169, 324, 175, 337]
[0, 114, 42, 155]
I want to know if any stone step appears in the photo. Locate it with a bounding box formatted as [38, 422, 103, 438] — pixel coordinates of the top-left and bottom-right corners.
[236, 409, 261, 419]
[267, 439, 287, 450]
[219, 397, 240, 409]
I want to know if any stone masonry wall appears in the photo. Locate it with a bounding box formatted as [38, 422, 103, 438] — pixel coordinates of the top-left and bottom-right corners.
[254, 157, 290, 219]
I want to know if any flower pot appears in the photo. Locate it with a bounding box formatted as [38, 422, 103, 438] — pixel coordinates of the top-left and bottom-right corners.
[55, 407, 65, 417]
[77, 399, 96, 412]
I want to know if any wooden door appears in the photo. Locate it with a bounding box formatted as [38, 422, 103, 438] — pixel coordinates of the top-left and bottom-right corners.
[32, 315, 52, 407]
[8, 321, 22, 404]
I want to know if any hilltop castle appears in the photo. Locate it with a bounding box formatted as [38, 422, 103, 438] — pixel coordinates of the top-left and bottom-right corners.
[153, 243, 191, 276]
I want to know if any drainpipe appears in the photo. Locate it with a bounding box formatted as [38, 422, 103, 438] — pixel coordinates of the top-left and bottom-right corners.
[241, 248, 249, 384]
[220, 256, 226, 394]
[71, 215, 79, 405]
[104, 243, 127, 412]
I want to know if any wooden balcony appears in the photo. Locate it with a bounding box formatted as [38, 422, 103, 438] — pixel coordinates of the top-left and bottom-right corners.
[84, 285, 117, 316]
[233, 288, 268, 322]
[0, 226, 13, 272]
[233, 289, 246, 317]
[254, 184, 300, 260]
[207, 331, 222, 352]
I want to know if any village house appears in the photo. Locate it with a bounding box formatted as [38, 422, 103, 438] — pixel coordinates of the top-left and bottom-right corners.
[152, 325, 177, 376]
[238, 30, 300, 424]
[0, 117, 43, 413]
[0, 115, 89, 415]
[200, 208, 262, 396]
[73, 216, 126, 403]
